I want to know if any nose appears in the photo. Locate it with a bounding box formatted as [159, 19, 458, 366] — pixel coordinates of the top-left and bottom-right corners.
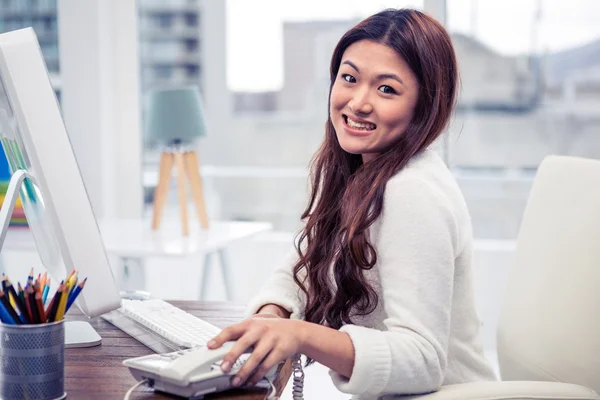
[348, 87, 373, 115]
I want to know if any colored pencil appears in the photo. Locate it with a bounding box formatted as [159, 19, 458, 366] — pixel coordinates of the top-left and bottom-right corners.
[0, 299, 15, 324]
[55, 284, 69, 321]
[8, 281, 30, 324]
[35, 292, 45, 323]
[42, 278, 50, 304]
[5, 279, 22, 314]
[40, 272, 47, 292]
[23, 286, 34, 323]
[44, 295, 57, 323]
[0, 290, 21, 324]
[28, 286, 39, 323]
[46, 284, 63, 323]
[0, 272, 88, 324]
[27, 268, 33, 286]
[66, 278, 87, 313]
[17, 282, 25, 307]
[17, 282, 33, 323]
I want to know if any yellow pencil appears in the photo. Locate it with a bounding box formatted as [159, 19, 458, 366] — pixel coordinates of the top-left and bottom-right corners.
[67, 272, 78, 290]
[6, 281, 16, 311]
[55, 283, 69, 321]
[2, 275, 17, 311]
[67, 269, 77, 281]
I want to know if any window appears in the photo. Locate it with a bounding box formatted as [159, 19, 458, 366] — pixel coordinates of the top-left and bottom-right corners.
[447, 0, 600, 239]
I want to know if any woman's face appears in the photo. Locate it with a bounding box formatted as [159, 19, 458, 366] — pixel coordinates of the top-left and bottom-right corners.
[329, 39, 419, 162]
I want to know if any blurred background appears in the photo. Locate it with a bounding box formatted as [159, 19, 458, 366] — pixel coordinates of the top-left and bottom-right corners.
[0, 0, 598, 396]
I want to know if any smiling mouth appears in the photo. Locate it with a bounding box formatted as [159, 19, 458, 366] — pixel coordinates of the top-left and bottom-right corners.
[343, 115, 376, 131]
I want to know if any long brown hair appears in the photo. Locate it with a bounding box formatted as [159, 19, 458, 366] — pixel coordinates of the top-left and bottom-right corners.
[292, 9, 459, 329]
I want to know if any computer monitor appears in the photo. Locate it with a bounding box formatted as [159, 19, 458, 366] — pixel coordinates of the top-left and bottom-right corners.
[0, 28, 121, 343]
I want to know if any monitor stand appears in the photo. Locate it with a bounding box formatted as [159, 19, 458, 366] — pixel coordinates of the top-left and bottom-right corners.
[65, 320, 101, 348]
[0, 170, 102, 347]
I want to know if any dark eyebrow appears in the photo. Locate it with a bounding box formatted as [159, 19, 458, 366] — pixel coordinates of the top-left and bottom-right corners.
[341, 60, 405, 86]
[342, 60, 360, 72]
[377, 73, 404, 86]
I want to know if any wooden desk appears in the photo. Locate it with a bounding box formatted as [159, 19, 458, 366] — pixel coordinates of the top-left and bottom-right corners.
[65, 301, 291, 399]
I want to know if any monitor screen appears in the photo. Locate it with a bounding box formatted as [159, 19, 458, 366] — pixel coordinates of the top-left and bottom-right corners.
[0, 28, 121, 318]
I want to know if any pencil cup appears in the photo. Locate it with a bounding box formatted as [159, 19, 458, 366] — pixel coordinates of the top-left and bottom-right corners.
[0, 320, 66, 400]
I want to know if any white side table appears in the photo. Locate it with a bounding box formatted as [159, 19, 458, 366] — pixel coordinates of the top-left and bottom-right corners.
[2, 218, 273, 300]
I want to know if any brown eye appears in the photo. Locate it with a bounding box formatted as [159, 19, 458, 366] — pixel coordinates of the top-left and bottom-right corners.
[341, 74, 356, 83]
[379, 85, 397, 95]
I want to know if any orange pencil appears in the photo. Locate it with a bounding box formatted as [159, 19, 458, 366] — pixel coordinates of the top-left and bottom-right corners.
[40, 272, 47, 292]
[33, 281, 41, 296]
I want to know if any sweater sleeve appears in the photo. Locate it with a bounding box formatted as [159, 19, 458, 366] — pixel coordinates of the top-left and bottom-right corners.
[329, 177, 460, 397]
[244, 247, 307, 320]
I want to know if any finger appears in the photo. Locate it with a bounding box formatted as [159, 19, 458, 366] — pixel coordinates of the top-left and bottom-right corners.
[220, 329, 262, 373]
[208, 322, 248, 349]
[245, 350, 283, 387]
[230, 339, 273, 387]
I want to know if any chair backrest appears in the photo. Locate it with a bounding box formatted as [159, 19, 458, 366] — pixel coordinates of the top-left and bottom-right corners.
[497, 155, 600, 393]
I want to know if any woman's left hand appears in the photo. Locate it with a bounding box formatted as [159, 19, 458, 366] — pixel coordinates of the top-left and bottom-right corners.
[207, 317, 305, 387]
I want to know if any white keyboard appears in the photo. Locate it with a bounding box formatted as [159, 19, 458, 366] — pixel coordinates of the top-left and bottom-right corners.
[120, 299, 222, 349]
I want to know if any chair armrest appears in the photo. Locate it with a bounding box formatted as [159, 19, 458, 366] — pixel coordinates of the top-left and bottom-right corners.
[382, 381, 600, 400]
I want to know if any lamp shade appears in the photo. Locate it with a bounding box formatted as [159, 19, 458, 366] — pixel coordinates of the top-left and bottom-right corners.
[146, 86, 208, 145]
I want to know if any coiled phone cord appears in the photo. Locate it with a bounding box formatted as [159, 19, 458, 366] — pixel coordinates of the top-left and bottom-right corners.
[291, 353, 304, 400]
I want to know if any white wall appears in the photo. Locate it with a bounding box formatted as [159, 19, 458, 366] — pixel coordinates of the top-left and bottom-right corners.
[58, 0, 142, 220]
[197, 0, 232, 163]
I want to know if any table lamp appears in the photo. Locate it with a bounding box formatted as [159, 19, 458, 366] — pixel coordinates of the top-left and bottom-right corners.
[146, 86, 210, 235]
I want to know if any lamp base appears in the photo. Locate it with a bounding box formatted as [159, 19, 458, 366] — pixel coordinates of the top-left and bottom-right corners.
[151, 150, 209, 235]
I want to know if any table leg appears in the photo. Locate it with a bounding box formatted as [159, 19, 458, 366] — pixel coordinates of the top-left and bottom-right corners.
[199, 252, 213, 300]
[121, 256, 145, 292]
[217, 249, 233, 301]
[199, 250, 233, 301]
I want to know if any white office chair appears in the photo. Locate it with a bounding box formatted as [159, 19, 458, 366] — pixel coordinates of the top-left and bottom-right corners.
[399, 155, 600, 400]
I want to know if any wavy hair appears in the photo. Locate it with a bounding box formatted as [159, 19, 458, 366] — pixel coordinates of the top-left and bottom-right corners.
[292, 9, 459, 329]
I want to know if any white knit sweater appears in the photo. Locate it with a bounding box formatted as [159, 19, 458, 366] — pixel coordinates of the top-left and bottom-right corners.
[245, 149, 497, 399]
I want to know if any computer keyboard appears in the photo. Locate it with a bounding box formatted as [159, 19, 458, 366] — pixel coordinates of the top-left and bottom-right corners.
[120, 299, 222, 349]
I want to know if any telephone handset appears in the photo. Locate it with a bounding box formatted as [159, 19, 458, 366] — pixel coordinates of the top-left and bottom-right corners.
[160, 341, 241, 383]
[123, 341, 278, 398]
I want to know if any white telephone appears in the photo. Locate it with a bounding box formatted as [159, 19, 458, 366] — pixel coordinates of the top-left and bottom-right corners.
[123, 341, 278, 399]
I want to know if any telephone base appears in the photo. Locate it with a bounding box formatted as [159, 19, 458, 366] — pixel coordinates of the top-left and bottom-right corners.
[130, 368, 274, 399]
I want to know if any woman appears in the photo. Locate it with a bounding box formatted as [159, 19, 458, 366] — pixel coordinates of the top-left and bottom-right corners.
[208, 8, 497, 398]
